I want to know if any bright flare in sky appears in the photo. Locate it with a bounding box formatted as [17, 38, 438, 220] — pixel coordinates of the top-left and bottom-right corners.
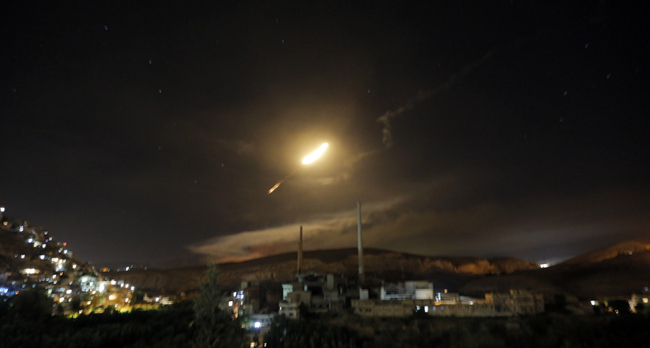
[302, 143, 329, 164]
[268, 143, 329, 194]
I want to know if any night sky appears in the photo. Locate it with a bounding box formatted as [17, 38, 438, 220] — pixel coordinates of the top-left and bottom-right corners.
[1, 1, 649, 268]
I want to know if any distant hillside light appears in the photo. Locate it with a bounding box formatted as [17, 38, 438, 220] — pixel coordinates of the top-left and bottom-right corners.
[539, 263, 549, 268]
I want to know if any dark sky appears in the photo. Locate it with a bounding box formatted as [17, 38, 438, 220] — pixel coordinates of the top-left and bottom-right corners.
[1, 0, 649, 268]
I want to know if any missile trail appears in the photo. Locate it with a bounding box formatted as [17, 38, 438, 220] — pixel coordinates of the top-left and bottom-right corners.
[267, 143, 329, 195]
[268, 168, 299, 194]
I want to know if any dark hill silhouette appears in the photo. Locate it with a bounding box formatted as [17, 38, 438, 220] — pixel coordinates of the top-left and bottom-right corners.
[460, 241, 650, 299]
[105, 248, 539, 295]
[560, 240, 650, 265]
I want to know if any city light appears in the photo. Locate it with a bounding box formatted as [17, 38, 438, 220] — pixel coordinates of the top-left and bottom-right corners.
[254, 322, 261, 328]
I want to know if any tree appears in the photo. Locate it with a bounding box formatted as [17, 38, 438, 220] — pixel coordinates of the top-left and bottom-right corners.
[192, 262, 245, 348]
[634, 302, 645, 314]
[70, 295, 82, 313]
[8, 289, 53, 322]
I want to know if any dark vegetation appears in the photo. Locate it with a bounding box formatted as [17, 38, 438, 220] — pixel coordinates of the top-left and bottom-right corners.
[2, 289, 650, 347]
[0, 264, 246, 348]
[264, 312, 650, 348]
[0, 291, 195, 348]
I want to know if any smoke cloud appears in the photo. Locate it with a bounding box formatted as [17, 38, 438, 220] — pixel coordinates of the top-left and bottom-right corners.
[377, 50, 494, 148]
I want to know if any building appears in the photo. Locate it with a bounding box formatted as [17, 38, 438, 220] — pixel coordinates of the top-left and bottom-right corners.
[353, 290, 544, 317]
[380, 281, 434, 300]
[278, 301, 301, 319]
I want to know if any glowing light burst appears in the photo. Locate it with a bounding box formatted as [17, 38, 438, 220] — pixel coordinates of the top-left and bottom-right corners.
[268, 143, 329, 194]
[302, 143, 329, 164]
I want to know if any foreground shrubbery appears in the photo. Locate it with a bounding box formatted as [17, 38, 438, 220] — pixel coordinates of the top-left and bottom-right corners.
[0, 291, 196, 348]
[3, 289, 650, 348]
[0, 264, 245, 348]
[264, 312, 650, 348]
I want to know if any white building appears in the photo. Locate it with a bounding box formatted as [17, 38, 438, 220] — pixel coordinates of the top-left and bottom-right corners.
[381, 281, 434, 300]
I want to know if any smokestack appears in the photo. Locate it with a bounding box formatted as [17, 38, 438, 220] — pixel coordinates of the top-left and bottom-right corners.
[297, 225, 303, 275]
[357, 201, 364, 284]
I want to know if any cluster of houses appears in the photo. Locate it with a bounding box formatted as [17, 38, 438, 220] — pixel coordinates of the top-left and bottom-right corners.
[0, 205, 136, 315]
[216, 270, 547, 338]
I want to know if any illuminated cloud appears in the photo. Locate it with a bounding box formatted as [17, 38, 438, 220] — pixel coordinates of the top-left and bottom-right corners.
[188, 198, 406, 262]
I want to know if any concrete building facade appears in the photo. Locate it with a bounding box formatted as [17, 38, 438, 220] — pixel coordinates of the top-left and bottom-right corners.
[353, 290, 544, 317]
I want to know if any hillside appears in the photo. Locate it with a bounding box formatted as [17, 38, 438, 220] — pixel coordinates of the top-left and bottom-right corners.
[460, 243, 650, 299]
[560, 240, 650, 265]
[105, 248, 540, 294]
[0, 223, 88, 276]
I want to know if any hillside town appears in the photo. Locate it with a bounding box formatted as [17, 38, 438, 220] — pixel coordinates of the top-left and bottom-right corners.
[0, 205, 136, 315]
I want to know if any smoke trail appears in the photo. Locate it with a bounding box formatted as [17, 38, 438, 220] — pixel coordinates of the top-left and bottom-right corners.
[377, 50, 494, 148]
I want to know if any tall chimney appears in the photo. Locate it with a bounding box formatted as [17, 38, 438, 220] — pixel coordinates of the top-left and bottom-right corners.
[357, 201, 365, 284]
[297, 225, 303, 275]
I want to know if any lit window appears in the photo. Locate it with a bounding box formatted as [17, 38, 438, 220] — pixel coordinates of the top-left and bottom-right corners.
[254, 322, 261, 328]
